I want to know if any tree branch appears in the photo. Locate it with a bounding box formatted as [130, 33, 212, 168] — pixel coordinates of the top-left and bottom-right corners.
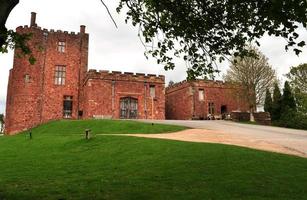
[100, 0, 118, 28]
[0, 0, 19, 46]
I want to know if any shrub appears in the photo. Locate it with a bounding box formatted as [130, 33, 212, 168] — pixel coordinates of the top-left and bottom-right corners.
[274, 109, 307, 130]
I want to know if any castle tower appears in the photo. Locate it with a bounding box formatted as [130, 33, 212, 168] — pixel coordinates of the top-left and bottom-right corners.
[5, 12, 89, 134]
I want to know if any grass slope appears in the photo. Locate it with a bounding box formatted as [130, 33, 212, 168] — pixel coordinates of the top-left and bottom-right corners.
[0, 120, 306, 199]
[29, 119, 188, 135]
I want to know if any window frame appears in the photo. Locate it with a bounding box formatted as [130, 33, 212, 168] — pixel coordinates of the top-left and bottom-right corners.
[149, 85, 156, 98]
[198, 89, 204, 101]
[63, 95, 73, 118]
[54, 65, 66, 86]
[208, 102, 215, 115]
[57, 41, 66, 53]
[24, 74, 30, 83]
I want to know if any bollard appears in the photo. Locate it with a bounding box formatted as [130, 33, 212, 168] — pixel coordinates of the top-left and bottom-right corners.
[85, 129, 91, 140]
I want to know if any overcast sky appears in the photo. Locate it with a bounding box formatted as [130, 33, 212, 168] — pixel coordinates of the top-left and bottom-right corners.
[1, 0, 307, 114]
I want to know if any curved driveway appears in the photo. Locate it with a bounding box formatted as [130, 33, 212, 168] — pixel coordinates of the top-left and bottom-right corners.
[138, 120, 307, 157]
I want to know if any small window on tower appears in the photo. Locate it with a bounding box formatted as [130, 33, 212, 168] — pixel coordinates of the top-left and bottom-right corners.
[43, 32, 48, 40]
[58, 41, 66, 53]
[54, 65, 66, 85]
[24, 74, 30, 83]
[199, 89, 204, 101]
[150, 85, 155, 98]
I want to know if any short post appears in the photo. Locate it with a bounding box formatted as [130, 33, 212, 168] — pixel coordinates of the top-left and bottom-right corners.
[85, 129, 91, 140]
[29, 131, 32, 140]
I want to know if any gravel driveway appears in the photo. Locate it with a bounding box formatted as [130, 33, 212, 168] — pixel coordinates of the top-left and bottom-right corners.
[136, 120, 307, 158]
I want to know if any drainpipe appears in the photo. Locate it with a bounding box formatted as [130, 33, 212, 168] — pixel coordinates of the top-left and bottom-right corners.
[151, 97, 154, 120]
[144, 81, 147, 119]
[112, 80, 115, 118]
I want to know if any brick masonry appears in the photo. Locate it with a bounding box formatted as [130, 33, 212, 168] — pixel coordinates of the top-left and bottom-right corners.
[166, 80, 250, 120]
[5, 12, 250, 135]
[82, 70, 165, 120]
[5, 13, 89, 134]
[5, 12, 165, 135]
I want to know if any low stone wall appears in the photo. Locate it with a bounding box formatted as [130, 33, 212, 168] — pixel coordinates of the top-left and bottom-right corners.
[231, 112, 271, 125]
[230, 112, 250, 121]
[253, 112, 271, 125]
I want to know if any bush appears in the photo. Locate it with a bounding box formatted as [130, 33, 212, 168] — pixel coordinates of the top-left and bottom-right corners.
[273, 109, 307, 130]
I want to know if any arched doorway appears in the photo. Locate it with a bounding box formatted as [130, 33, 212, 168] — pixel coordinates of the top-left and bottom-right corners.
[120, 97, 138, 119]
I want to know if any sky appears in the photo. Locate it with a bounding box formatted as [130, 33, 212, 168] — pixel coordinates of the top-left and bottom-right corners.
[1, 0, 307, 114]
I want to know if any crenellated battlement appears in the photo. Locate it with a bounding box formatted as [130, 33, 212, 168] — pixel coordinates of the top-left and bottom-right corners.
[165, 79, 237, 95]
[166, 79, 230, 89]
[17, 25, 86, 36]
[16, 12, 87, 36]
[85, 69, 165, 84]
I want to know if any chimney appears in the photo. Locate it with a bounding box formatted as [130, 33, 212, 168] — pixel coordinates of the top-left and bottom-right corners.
[30, 12, 37, 27]
[80, 25, 86, 34]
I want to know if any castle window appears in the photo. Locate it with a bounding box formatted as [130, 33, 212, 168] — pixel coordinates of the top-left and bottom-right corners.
[57, 41, 66, 53]
[150, 85, 155, 98]
[24, 74, 30, 83]
[199, 89, 204, 101]
[63, 96, 73, 118]
[54, 65, 66, 85]
[208, 102, 215, 115]
[43, 32, 48, 40]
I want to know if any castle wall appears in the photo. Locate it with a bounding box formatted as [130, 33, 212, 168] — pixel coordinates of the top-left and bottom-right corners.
[166, 80, 249, 120]
[83, 70, 165, 120]
[5, 25, 46, 134]
[165, 82, 193, 120]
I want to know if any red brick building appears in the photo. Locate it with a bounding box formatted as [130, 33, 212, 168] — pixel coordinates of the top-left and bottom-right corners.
[82, 70, 165, 120]
[166, 80, 249, 120]
[5, 12, 165, 135]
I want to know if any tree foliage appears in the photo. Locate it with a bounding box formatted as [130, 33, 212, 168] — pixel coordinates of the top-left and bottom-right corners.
[0, 0, 19, 46]
[264, 89, 273, 115]
[118, 0, 307, 79]
[168, 80, 175, 87]
[286, 64, 307, 93]
[293, 88, 307, 115]
[224, 46, 276, 111]
[272, 83, 282, 121]
[276, 109, 307, 130]
[0, 0, 35, 63]
[273, 82, 306, 130]
[286, 64, 307, 115]
[281, 81, 296, 112]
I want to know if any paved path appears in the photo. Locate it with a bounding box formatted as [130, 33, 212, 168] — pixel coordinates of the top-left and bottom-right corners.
[136, 120, 307, 158]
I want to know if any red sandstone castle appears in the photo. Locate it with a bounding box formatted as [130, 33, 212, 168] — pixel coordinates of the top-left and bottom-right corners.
[5, 13, 165, 134]
[5, 13, 249, 135]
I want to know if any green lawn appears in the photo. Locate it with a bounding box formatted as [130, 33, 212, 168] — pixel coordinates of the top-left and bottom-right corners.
[29, 119, 188, 135]
[0, 120, 307, 200]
